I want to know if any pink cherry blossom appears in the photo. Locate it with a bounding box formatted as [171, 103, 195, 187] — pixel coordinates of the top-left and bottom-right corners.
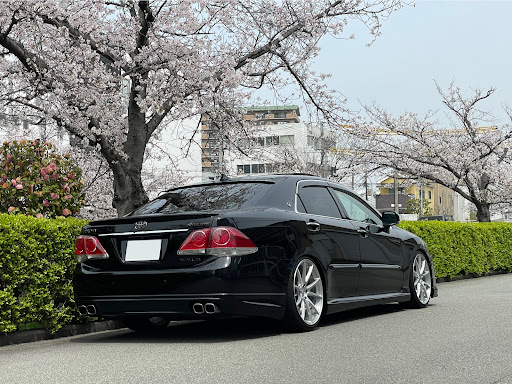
[0, 0, 406, 217]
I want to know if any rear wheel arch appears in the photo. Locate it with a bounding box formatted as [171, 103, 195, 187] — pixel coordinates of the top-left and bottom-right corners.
[283, 254, 328, 332]
[289, 252, 329, 298]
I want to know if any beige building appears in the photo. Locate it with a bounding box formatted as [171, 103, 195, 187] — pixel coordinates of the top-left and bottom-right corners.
[376, 176, 465, 220]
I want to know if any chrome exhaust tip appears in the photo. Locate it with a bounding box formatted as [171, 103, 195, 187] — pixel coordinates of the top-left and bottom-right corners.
[192, 303, 204, 314]
[78, 305, 88, 316]
[204, 303, 219, 314]
[86, 305, 97, 315]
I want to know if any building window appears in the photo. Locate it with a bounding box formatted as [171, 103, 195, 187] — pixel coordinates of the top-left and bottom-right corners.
[265, 136, 279, 146]
[307, 135, 321, 149]
[237, 163, 269, 174]
[428, 191, 432, 199]
[280, 135, 295, 145]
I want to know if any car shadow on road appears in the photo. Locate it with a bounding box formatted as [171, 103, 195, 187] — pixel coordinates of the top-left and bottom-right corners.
[320, 303, 408, 327]
[71, 303, 422, 344]
[72, 317, 283, 344]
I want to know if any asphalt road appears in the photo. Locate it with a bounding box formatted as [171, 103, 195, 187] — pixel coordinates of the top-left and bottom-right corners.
[2, 274, 512, 384]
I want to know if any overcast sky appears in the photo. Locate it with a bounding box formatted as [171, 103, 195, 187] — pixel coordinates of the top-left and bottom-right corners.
[177, 0, 512, 181]
[272, 0, 512, 125]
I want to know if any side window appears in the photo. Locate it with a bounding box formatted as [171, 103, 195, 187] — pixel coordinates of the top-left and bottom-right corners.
[297, 186, 341, 218]
[332, 189, 382, 225]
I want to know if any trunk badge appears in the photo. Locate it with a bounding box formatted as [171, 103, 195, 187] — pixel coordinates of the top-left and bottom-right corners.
[134, 221, 148, 231]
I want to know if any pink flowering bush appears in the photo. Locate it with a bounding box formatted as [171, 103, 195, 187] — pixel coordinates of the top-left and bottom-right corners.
[0, 140, 84, 218]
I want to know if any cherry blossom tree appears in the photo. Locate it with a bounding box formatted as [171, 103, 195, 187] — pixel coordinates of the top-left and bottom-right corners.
[0, 0, 407, 216]
[354, 83, 512, 222]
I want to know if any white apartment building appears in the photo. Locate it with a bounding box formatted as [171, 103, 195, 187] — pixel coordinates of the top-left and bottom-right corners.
[201, 105, 336, 180]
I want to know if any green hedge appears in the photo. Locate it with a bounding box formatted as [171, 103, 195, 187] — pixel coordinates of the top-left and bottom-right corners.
[0, 213, 87, 333]
[1, 215, 512, 333]
[399, 221, 512, 278]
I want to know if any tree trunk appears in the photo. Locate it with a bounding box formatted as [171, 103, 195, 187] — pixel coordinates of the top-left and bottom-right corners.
[112, 163, 149, 217]
[110, 69, 150, 217]
[476, 203, 491, 222]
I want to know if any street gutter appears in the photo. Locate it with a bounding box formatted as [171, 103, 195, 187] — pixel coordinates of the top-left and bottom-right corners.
[0, 320, 124, 347]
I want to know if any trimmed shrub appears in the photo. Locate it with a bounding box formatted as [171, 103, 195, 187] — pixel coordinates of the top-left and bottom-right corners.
[399, 221, 512, 278]
[0, 213, 86, 333]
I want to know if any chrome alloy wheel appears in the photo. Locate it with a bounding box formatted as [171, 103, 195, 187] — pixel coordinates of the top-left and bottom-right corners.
[293, 259, 324, 326]
[413, 253, 432, 305]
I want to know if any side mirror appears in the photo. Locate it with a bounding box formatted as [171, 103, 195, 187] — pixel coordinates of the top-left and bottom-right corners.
[382, 211, 400, 227]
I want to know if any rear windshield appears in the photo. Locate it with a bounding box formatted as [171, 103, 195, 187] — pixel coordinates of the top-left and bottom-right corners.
[128, 182, 273, 216]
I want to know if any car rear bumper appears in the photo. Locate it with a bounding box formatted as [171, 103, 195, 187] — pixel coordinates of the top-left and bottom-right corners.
[73, 260, 287, 320]
[75, 292, 286, 320]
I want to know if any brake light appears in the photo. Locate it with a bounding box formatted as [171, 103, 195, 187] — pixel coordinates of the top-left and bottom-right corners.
[178, 227, 258, 257]
[75, 235, 109, 262]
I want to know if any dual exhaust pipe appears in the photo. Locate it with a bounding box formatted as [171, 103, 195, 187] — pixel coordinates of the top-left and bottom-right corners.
[80, 303, 218, 316]
[78, 304, 97, 316]
[192, 302, 219, 315]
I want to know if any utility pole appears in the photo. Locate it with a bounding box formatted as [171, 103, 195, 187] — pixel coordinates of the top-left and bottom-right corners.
[217, 122, 224, 177]
[364, 172, 368, 201]
[393, 172, 399, 214]
[419, 180, 424, 217]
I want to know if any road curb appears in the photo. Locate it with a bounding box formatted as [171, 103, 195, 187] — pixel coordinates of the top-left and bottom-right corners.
[436, 270, 510, 283]
[0, 320, 125, 347]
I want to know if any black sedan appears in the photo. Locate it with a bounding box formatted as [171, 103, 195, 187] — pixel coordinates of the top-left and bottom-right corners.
[73, 174, 437, 332]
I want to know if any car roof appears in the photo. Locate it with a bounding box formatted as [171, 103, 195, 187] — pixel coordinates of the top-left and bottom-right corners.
[165, 173, 351, 192]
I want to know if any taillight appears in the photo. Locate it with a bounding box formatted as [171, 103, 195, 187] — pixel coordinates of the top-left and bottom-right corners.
[178, 227, 258, 257]
[75, 235, 109, 263]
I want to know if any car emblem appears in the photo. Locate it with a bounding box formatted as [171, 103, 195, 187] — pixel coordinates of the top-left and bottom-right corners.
[134, 221, 148, 231]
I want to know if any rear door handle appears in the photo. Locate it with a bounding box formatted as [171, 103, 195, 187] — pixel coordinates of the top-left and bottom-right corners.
[306, 221, 321, 232]
[357, 229, 369, 238]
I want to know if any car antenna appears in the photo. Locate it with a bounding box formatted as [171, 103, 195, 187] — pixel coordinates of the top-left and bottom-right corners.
[209, 173, 230, 181]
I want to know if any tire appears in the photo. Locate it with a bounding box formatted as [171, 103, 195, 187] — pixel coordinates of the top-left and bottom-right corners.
[402, 253, 432, 309]
[283, 256, 325, 332]
[122, 316, 170, 332]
